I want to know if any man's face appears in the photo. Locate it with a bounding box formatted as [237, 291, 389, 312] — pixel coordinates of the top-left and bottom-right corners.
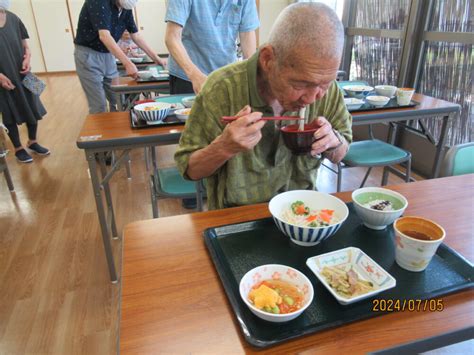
[262, 47, 340, 112]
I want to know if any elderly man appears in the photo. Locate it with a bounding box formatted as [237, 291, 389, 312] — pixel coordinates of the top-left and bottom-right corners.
[175, 3, 351, 210]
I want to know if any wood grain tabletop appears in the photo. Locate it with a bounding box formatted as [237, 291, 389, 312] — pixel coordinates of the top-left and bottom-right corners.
[120, 175, 474, 353]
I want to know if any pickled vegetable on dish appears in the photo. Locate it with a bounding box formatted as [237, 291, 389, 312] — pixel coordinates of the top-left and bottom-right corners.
[248, 279, 304, 314]
[321, 265, 374, 298]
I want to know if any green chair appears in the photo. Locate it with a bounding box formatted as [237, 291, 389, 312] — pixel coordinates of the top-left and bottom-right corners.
[326, 127, 412, 192]
[439, 142, 474, 177]
[149, 166, 205, 218]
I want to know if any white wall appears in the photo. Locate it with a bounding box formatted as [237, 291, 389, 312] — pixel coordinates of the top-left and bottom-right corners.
[31, 0, 75, 72]
[258, 0, 290, 45]
[8, 0, 46, 72]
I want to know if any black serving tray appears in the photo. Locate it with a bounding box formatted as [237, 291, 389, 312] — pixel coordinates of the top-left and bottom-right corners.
[348, 97, 418, 113]
[130, 109, 184, 129]
[136, 75, 169, 84]
[203, 203, 473, 348]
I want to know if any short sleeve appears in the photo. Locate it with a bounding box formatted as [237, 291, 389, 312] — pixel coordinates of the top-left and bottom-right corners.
[239, 0, 260, 32]
[19, 19, 29, 40]
[125, 11, 138, 33]
[165, 0, 192, 27]
[87, 0, 112, 31]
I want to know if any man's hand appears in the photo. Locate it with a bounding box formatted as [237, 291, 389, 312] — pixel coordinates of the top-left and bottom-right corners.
[125, 62, 138, 79]
[218, 105, 266, 155]
[0, 74, 15, 90]
[20, 54, 31, 74]
[310, 116, 343, 156]
[189, 70, 207, 94]
[158, 57, 168, 68]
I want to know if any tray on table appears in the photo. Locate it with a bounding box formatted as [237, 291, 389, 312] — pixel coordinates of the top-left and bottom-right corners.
[129, 109, 184, 129]
[337, 81, 418, 113]
[203, 203, 473, 348]
[130, 94, 194, 129]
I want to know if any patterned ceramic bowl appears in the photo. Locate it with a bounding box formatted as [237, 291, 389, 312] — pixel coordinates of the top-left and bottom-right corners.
[134, 102, 172, 123]
[352, 187, 408, 230]
[239, 264, 314, 322]
[344, 85, 374, 99]
[269, 190, 349, 246]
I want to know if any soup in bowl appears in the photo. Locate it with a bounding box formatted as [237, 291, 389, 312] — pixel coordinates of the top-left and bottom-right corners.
[281, 121, 321, 155]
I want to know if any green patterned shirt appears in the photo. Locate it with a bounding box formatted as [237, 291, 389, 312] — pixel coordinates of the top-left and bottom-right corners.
[175, 51, 352, 210]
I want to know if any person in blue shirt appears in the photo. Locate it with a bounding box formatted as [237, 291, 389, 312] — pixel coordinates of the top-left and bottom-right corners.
[165, 0, 259, 95]
[74, 0, 167, 114]
[164, 0, 259, 209]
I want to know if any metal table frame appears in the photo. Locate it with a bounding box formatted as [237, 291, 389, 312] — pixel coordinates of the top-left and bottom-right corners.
[76, 94, 460, 283]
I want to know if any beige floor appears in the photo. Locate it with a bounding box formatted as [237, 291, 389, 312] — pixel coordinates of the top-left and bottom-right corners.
[0, 74, 419, 354]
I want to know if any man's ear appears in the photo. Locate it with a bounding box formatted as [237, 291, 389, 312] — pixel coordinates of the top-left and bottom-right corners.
[258, 45, 276, 73]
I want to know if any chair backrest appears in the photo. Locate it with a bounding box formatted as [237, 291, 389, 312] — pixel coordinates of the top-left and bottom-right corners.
[439, 142, 474, 177]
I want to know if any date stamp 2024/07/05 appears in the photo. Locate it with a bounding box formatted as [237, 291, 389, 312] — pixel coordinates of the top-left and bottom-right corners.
[372, 299, 444, 312]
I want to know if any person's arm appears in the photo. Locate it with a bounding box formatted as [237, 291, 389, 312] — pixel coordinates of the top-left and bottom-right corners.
[186, 106, 265, 180]
[98, 29, 138, 78]
[129, 31, 167, 67]
[165, 21, 206, 93]
[239, 31, 257, 59]
[0, 74, 15, 90]
[20, 39, 31, 74]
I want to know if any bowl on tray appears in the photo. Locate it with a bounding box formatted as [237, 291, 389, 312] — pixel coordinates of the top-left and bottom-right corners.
[239, 264, 314, 322]
[375, 85, 397, 98]
[134, 102, 172, 123]
[182, 96, 196, 108]
[365, 95, 390, 107]
[343, 85, 374, 99]
[352, 187, 408, 230]
[137, 70, 153, 79]
[344, 98, 365, 110]
[174, 108, 191, 122]
[130, 57, 144, 63]
[269, 190, 349, 246]
[306, 247, 396, 305]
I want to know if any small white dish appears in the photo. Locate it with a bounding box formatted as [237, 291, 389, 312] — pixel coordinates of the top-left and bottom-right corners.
[375, 85, 397, 98]
[344, 98, 365, 110]
[306, 247, 396, 305]
[366, 95, 390, 107]
[174, 108, 191, 122]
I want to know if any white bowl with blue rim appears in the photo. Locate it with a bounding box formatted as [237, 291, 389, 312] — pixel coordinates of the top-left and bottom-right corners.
[268, 190, 349, 246]
[352, 187, 408, 230]
[344, 97, 365, 110]
[306, 247, 396, 305]
[134, 102, 172, 123]
[344, 85, 374, 99]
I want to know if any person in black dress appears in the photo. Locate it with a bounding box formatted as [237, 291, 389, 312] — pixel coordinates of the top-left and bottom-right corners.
[0, 1, 49, 163]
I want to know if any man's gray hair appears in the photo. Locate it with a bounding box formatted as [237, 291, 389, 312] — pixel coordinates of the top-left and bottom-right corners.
[268, 2, 344, 64]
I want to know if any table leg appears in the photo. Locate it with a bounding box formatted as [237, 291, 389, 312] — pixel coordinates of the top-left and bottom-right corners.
[98, 152, 119, 240]
[432, 115, 450, 178]
[85, 150, 118, 283]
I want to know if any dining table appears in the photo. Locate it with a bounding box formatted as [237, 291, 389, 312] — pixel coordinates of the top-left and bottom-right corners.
[77, 93, 460, 283]
[120, 174, 474, 353]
